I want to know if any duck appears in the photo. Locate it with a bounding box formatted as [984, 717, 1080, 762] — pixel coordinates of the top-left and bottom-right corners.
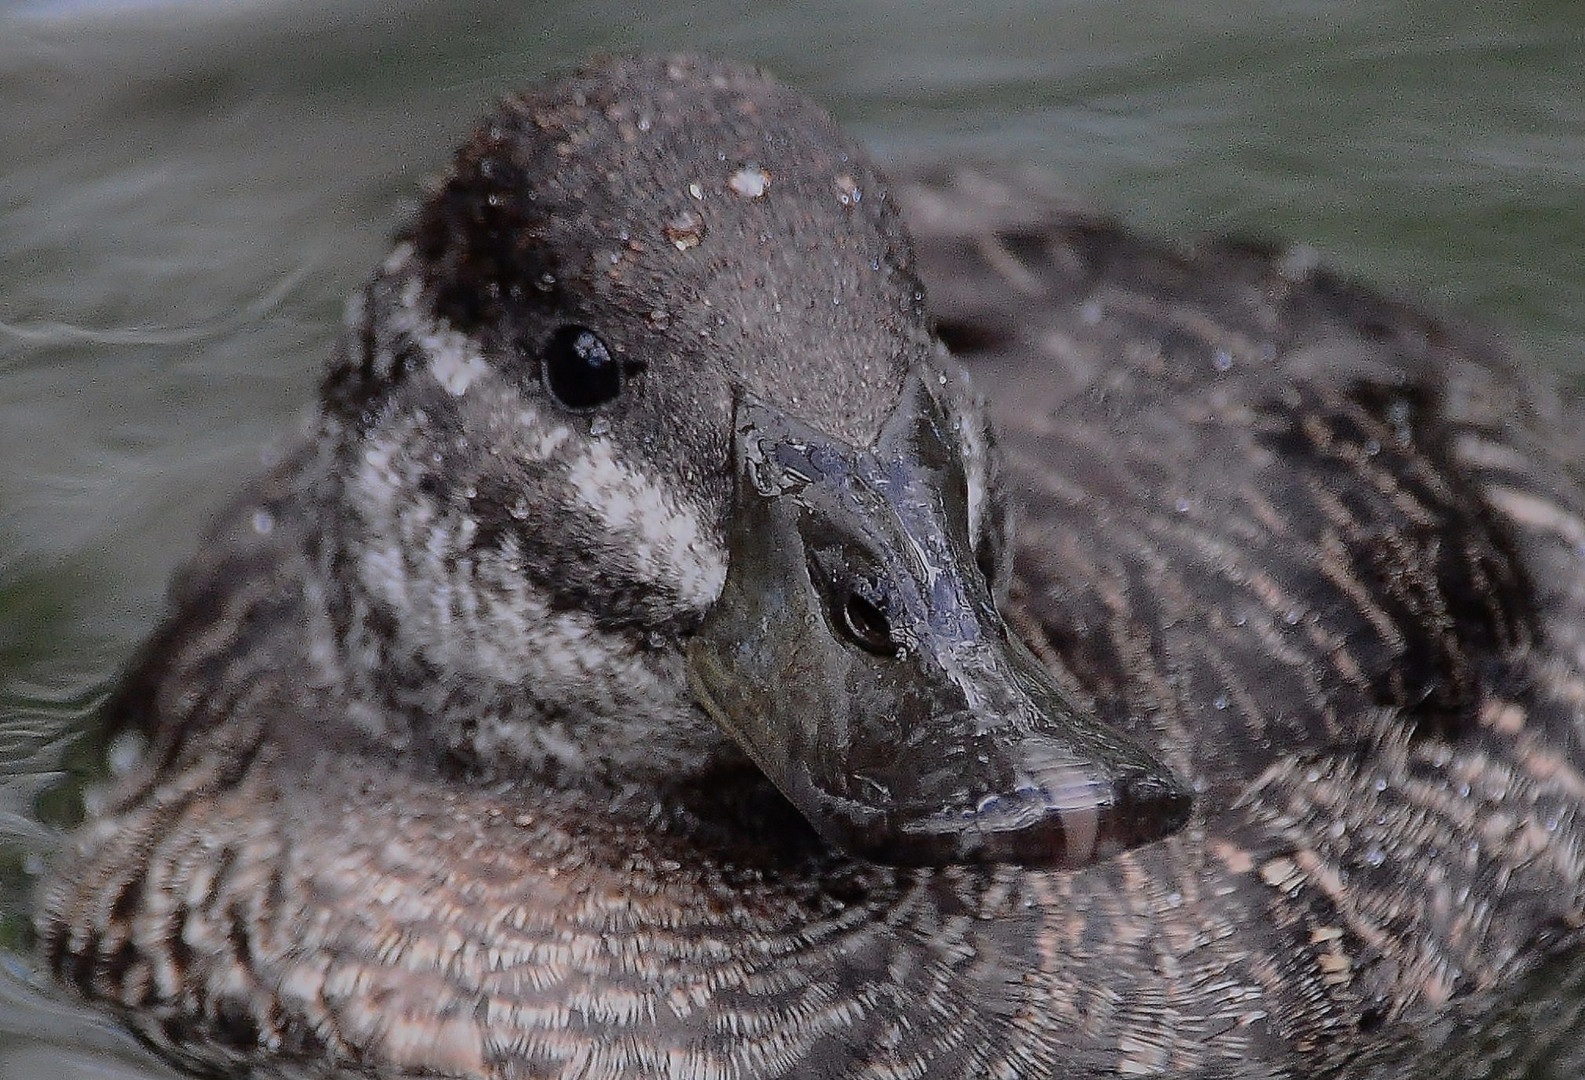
[35, 52, 1585, 1079]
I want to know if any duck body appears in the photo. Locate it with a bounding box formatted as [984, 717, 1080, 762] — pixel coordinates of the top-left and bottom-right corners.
[37, 55, 1585, 1079]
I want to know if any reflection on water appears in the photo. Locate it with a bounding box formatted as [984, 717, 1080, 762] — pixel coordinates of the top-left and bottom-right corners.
[0, 1, 1581, 1076]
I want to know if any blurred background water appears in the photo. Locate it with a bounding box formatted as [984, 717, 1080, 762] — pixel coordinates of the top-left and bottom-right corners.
[0, 1, 1582, 1076]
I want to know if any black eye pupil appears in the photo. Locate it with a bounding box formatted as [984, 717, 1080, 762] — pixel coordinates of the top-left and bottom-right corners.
[840, 592, 897, 656]
[541, 325, 622, 411]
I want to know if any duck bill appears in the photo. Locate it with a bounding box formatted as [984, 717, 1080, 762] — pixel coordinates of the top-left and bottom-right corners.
[686, 371, 1191, 868]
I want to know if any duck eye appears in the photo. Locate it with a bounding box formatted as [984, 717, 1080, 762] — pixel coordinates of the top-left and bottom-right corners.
[839, 592, 897, 656]
[541, 326, 622, 411]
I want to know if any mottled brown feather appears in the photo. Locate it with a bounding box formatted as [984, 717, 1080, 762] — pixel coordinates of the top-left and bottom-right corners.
[38, 71, 1585, 1080]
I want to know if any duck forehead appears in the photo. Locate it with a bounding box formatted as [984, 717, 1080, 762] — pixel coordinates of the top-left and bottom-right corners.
[417, 53, 929, 448]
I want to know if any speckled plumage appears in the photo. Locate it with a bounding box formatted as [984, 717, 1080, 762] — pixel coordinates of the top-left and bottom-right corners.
[36, 55, 1585, 1079]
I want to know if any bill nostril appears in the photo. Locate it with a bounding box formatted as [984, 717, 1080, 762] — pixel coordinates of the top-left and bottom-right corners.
[974, 535, 997, 588]
[838, 591, 897, 656]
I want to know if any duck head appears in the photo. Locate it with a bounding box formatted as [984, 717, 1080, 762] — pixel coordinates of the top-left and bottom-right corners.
[323, 54, 1189, 867]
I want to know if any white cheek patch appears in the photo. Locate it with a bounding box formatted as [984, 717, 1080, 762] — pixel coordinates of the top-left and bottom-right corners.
[372, 249, 492, 399]
[525, 416, 572, 461]
[562, 437, 727, 610]
[382, 241, 417, 276]
[428, 334, 491, 397]
[351, 434, 425, 628]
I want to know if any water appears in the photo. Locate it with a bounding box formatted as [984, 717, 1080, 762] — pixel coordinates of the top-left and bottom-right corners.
[0, 1, 1582, 1076]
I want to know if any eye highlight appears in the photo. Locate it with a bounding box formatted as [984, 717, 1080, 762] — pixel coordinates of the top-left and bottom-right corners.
[540, 326, 623, 411]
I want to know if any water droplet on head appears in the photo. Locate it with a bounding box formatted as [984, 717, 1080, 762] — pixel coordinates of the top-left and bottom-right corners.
[663, 208, 707, 251]
[728, 166, 769, 198]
